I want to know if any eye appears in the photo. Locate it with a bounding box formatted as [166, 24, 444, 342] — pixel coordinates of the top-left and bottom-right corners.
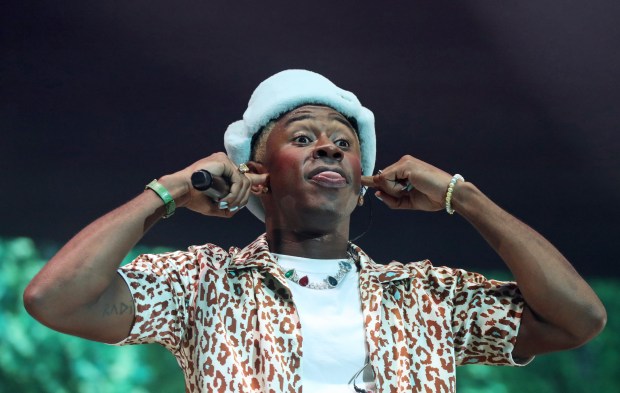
[293, 135, 312, 144]
[335, 139, 350, 148]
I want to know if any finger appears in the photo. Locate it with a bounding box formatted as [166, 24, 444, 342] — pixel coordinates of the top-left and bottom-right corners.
[361, 176, 376, 188]
[194, 194, 231, 217]
[232, 175, 252, 208]
[247, 173, 268, 187]
[239, 172, 265, 207]
[209, 197, 240, 217]
[365, 168, 403, 193]
[209, 207, 235, 218]
[225, 171, 247, 208]
[373, 173, 407, 197]
[237, 185, 252, 208]
[374, 191, 408, 210]
[363, 173, 393, 190]
[232, 170, 259, 208]
[225, 171, 267, 210]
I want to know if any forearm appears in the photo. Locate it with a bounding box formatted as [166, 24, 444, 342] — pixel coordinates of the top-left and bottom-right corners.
[452, 181, 606, 341]
[24, 175, 188, 319]
[24, 153, 262, 341]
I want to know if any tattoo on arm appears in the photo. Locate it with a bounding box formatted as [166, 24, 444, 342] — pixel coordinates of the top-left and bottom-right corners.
[102, 302, 134, 317]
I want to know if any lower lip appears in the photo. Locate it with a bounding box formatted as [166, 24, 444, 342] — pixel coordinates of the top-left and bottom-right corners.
[310, 173, 347, 188]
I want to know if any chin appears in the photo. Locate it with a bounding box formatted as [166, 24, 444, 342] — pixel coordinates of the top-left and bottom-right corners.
[301, 199, 356, 219]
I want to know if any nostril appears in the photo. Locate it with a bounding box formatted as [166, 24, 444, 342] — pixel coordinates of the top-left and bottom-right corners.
[314, 146, 342, 161]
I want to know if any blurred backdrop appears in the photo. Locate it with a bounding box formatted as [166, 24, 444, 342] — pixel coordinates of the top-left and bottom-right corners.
[2, 1, 619, 392]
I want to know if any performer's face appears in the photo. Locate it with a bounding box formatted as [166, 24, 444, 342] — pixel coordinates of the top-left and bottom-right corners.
[261, 105, 362, 222]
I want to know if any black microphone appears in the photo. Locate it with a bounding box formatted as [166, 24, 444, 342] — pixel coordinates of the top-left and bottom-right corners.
[191, 169, 231, 200]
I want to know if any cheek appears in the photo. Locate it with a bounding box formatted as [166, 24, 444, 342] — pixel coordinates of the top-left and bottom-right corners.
[348, 156, 363, 187]
[269, 150, 302, 173]
[266, 150, 305, 186]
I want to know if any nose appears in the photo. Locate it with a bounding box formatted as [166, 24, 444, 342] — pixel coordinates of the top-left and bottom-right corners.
[313, 137, 343, 162]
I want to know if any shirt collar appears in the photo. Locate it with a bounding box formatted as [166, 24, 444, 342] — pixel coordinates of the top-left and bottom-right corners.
[227, 233, 413, 284]
[228, 233, 279, 271]
[351, 242, 415, 284]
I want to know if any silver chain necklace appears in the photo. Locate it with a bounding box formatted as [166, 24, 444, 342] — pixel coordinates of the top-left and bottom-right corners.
[283, 259, 353, 290]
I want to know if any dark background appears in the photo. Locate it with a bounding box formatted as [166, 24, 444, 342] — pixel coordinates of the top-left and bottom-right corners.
[3, 1, 619, 276]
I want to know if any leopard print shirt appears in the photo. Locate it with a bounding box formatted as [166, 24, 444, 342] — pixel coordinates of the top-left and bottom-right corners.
[115, 234, 526, 392]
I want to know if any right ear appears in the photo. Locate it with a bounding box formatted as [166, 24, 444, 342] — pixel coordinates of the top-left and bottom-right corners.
[246, 161, 269, 195]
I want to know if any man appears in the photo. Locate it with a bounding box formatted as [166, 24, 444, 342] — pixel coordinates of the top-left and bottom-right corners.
[24, 70, 606, 392]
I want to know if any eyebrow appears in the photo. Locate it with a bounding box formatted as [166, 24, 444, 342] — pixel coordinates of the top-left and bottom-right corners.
[284, 113, 314, 126]
[330, 115, 356, 131]
[284, 112, 356, 132]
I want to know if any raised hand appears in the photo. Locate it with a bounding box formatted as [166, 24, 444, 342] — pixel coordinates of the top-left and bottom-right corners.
[361, 155, 455, 212]
[160, 153, 268, 217]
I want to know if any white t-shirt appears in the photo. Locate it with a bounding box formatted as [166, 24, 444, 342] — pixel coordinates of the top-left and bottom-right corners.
[274, 253, 375, 393]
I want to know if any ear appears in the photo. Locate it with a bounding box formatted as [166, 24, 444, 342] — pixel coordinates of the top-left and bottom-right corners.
[246, 160, 265, 173]
[246, 161, 269, 195]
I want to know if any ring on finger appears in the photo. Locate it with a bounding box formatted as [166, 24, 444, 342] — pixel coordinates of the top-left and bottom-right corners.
[403, 182, 414, 192]
[238, 163, 250, 174]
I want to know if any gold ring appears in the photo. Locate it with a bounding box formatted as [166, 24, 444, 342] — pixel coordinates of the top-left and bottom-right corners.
[238, 163, 250, 174]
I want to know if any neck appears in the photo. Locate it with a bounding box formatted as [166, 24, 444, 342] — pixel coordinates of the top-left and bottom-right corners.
[266, 227, 350, 259]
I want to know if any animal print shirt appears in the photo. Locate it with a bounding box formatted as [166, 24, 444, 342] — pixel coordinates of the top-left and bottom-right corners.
[115, 234, 527, 392]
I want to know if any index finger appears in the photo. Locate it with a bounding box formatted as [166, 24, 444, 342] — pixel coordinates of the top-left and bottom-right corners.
[246, 173, 269, 186]
[361, 175, 377, 188]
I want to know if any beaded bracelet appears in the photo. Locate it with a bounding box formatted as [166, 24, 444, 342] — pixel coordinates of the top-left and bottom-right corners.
[445, 174, 464, 215]
[145, 179, 176, 218]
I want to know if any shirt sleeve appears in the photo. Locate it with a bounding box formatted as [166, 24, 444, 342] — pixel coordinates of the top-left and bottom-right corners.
[441, 267, 530, 366]
[111, 249, 201, 352]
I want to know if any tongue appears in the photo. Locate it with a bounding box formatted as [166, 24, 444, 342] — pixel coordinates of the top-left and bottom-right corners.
[312, 171, 346, 185]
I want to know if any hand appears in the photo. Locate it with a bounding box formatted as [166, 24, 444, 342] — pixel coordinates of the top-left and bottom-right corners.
[159, 153, 268, 218]
[361, 155, 453, 212]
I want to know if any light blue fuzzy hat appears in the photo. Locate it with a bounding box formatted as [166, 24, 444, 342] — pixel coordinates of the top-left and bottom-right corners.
[224, 69, 376, 221]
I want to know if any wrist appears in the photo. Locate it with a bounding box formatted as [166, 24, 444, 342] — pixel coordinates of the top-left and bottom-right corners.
[157, 174, 192, 208]
[450, 181, 483, 216]
[444, 174, 464, 214]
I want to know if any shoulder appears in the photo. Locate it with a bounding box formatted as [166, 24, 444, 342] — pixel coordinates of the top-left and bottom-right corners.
[368, 258, 464, 281]
[189, 242, 239, 270]
[368, 259, 517, 296]
[121, 242, 240, 278]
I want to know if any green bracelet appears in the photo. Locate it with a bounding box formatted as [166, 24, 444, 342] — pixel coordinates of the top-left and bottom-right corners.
[145, 179, 176, 218]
